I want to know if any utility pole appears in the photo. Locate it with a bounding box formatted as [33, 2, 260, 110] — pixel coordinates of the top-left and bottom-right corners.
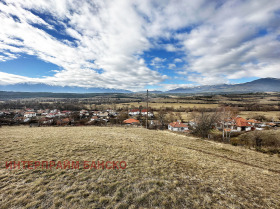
[146, 89, 148, 129]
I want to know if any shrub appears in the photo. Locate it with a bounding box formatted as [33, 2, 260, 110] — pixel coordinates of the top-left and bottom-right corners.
[238, 130, 280, 152]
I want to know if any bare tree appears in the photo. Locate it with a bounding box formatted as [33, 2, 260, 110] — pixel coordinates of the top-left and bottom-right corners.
[175, 112, 183, 122]
[117, 111, 129, 125]
[219, 106, 239, 142]
[192, 111, 220, 138]
[157, 109, 167, 129]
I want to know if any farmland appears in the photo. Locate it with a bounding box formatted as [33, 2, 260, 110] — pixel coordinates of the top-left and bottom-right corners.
[1, 126, 280, 208]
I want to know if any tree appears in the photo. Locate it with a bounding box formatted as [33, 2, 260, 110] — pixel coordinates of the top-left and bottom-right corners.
[192, 111, 220, 138]
[175, 112, 183, 122]
[156, 109, 167, 129]
[166, 112, 176, 123]
[117, 111, 129, 125]
[219, 106, 239, 142]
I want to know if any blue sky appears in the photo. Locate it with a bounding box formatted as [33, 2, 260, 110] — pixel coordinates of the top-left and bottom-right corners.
[0, 0, 280, 91]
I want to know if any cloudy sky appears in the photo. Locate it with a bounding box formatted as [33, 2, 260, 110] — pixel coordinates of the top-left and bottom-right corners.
[0, 0, 280, 91]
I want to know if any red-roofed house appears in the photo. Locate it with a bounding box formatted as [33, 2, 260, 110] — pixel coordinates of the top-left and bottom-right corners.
[123, 118, 140, 125]
[168, 121, 189, 132]
[233, 117, 252, 131]
[217, 116, 253, 132]
[129, 109, 140, 115]
[247, 119, 262, 126]
[141, 109, 154, 117]
[90, 116, 99, 121]
[24, 112, 36, 118]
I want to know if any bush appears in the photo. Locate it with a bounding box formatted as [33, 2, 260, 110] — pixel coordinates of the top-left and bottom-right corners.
[238, 130, 280, 152]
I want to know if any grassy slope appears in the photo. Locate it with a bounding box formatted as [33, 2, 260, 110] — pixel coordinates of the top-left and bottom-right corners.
[0, 126, 280, 208]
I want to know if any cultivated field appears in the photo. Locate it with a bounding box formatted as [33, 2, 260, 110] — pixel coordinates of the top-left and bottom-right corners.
[0, 126, 280, 208]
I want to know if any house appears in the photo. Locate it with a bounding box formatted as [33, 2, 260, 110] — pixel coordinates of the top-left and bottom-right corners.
[57, 118, 70, 126]
[129, 109, 153, 117]
[90, 116, 99, 121]
[25, 108, 34, 112]
[232, 117, 252, 132]
[216, 116, 253, 132]
[141, 109, 154, 117]
[46, 113, 57, 118]
[39, 117, 53, 125]
[123, 118, 140, 125]
[60, 110, 72, 116]
[129, 109, 140, 116]
[150, 120, 161, 126]
[24, 112, 37, 118]
[188, 119, 197, 128]
[168, 121, 189, 132]
[99, 112, 109, 117]
[247, 119, 262, 127]
[23, 118, 31, 123]
[92, 111, 100, 116]
[107, 109, 118, 116]
[80, 110, 89, 117]
[266, 122, 277, 128]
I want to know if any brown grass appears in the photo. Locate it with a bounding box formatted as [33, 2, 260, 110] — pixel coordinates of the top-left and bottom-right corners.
[0, 126, 280, 208]
[238, 111, 280, 120]
[115, 102, 219, 109]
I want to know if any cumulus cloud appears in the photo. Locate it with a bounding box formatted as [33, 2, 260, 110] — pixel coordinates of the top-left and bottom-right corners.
[0, 0, 165, 91]
[180, 0, 280, 82]
[168, 63, 176, 69]
[160, 83, 195, 91]
[0, 0, 280, 90]
[174, 58, 183, 63]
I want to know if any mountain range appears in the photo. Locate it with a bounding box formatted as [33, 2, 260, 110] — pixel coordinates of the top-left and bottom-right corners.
[166, 78, 280, 93]
[0, 78, 279, 94]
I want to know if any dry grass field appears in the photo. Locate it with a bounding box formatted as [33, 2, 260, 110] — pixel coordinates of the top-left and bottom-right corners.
[115, 102, 219, 110]
[0, 126, 280, 208]
[176, 111, 280, 121]
[238, 111, 280, 120]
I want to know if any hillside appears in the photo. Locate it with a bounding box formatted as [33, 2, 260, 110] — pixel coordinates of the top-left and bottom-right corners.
[168, 78, 280, 93]
[0, 126, 280, 208]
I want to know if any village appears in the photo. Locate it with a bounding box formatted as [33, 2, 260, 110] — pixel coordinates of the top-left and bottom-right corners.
[0, 107, 278, 134]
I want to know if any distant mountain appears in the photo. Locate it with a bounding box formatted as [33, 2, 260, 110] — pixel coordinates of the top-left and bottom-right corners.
[136, 90, 163, 94]
[167, 78, 280, 93]
[0, 83, 131, 93]
[1, 78, 279, 95]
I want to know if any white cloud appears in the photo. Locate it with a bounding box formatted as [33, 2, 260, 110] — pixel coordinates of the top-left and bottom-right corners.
[0, 0, 280, 90]
[174, 58, 183, 63]
[168, 63, 176, 69]
[180, 0, 280, 83]
[0, 0, 165, 91]
[150, 57, 166, 69]
[160, 83, 195, 91]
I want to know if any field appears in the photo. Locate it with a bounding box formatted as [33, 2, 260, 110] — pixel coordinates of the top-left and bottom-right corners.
[1, 126, 280, 208]
[115, 102, 219, 109]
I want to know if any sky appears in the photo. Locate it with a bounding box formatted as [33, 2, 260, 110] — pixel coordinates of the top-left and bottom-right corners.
[0, 0, 280, 91]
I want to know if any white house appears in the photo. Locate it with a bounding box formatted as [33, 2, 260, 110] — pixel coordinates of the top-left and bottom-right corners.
[141, 109, 154, 117]
[129, 109, 153, 117]
[80, 109, 89, 117]
[24, 112, 36, 118]
[168, 121, 189, 132]
[129, 109, 140, 116]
